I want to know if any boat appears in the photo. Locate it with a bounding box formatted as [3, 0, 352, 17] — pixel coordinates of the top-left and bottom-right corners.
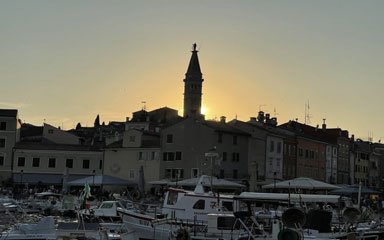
[0, 216, 56, 240]
[116, 175, 235, 239]
[232, 192, 384, 240]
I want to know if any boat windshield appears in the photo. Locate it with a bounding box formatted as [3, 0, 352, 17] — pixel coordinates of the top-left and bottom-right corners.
[166, 191, 178, 205]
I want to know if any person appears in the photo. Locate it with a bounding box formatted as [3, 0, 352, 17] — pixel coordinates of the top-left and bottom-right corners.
[176, 224, 190, 240]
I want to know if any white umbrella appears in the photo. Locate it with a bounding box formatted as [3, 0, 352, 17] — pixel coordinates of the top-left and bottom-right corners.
[168, 175, 245, 189]
[262, 177, 340, 190]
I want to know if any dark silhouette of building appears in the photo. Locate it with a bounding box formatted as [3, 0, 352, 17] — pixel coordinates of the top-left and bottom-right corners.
[183, 43, 204, 119]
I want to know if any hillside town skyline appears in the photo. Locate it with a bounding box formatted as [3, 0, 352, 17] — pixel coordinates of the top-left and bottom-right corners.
[1, 44, 384, 196]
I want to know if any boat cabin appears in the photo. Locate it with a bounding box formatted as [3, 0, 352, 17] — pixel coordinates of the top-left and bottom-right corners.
[161, 187, 234, 222]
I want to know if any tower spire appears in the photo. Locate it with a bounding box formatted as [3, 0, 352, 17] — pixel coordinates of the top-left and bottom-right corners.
[183, 43, 204, 118]
[186, 43, 202, 77]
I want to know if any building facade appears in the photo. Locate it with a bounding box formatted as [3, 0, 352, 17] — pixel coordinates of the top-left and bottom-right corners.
[104, 128, 161, 191]
[160, 117, 250, 182]
[0, 109, 20, 182]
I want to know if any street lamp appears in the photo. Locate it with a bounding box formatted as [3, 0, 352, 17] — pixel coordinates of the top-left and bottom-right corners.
[251, 161, 258, 192]
[273, 172, 277, 192]
[92, 170, 96, 193]
[205, 147, 219, 193]
[20, 170, 24, 192]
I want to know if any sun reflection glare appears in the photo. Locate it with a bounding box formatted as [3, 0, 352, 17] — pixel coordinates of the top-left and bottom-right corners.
[201, 106, 208, 115]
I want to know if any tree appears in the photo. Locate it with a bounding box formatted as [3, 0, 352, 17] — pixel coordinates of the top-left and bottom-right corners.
[94, 115, 100, 127]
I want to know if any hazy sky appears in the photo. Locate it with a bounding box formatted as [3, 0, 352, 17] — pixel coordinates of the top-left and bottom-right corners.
[1, 0, 383, 140]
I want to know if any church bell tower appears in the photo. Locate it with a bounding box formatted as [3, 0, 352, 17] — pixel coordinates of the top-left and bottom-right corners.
[183, 43, 204, 118]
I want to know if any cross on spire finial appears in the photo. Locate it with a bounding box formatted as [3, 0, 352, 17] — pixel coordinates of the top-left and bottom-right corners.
[193, 43, 197, 51]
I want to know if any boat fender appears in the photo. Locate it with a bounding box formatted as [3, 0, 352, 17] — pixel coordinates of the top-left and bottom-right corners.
[278, 228, 301, 240]
[342, 207, 361, 223]
[282, 208, 306, 228]
[132, 190, 141, 200]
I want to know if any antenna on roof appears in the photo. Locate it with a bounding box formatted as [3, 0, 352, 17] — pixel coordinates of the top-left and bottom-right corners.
[141, 101, 147, 111]
[273, 107, 279, 117]
[304, 100, 312, 125]
[368, 131, 373, 142]
[258, 104, 266, 112]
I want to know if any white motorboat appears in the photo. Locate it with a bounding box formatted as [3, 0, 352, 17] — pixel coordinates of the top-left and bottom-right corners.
[0, 216, 56, 240]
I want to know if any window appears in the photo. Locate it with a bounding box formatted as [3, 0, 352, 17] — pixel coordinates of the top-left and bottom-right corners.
[66, 159, 73, 168]
[129, 170, 135, 178]
[48, 158, 56, 168]
[83, 159, 90, 169]
[165, 169, 172, 179]
[222, 152, 227, 161]
[0, 122, 6, 131]
[222, 201, 233, 211]
[298, 148, 303, 157]
[151, 152, 156, 160]
[270, 140, 274, 152]
[172, 169, 184, 179]
[191, 168, 199, 178]
[129, 136, 135, 142]
[232, 152, 240, 162]
[166, 134, 173, 143]
[218, 133, 223, 143]
[310, 151, 315, 159]
[233, 136, 238, 145]
[292, 146, 296, 156]
[139, 152, 143, 160]
[99, 160, 103, 169]
[175, 152, 182, 160]
[163, 152, 175, 161]
[32, 157, 40, 167]
[167, 191, 178, 205]
[48, 129, 54, 134]
[277, 142, 282, 153]
[18, 157, 25, 167]
[0, 156, 4, 166]
[0, 139, 5, 148]
[193, 200, 205, 210]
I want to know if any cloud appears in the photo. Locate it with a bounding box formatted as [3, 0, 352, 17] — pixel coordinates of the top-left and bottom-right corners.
[0, 102, 29, 109]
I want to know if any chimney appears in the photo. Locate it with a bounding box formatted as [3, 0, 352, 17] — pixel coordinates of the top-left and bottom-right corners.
[322, 119, 327, 130]
[220, 116, 226, 123]
[270, 117, 278, 126]
[265, 113, 271, 124]
[257, 111, 265, 123]
[250, 117, 257, 122]
[126, 117, 130, 122]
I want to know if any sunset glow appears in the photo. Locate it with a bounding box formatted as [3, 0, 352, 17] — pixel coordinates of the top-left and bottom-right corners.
[1, 1, 383, 140]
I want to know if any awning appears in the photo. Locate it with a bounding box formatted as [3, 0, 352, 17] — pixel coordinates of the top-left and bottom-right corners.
[13, 173, 88, 185]
[168, 175, 245, 189]
[67, 174, 137, 186]
[262, 177, 340, 190]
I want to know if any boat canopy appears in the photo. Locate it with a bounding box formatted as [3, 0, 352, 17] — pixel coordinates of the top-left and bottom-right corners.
[234, 192, 340, 203]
